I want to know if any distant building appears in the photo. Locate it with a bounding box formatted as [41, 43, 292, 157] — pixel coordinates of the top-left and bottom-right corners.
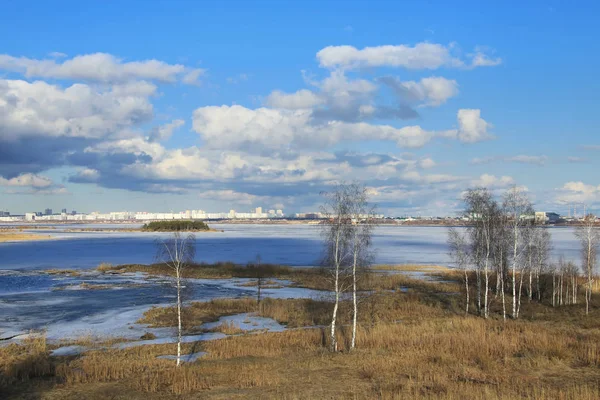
[535, 211, 561, 224]
[61, 208, 67, 214]
[44, 208, 53, 215]
[0, 211, 9, 217]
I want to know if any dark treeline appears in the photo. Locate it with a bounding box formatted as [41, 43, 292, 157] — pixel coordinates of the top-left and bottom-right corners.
[142, 220, 210, 232]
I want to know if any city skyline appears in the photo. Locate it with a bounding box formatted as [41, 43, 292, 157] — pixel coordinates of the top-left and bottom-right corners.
[0, 1, 599, 216]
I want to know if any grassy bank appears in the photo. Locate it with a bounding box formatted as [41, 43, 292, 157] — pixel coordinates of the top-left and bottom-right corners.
[4, 275, 600, 399]
[98, 261, 457, 293]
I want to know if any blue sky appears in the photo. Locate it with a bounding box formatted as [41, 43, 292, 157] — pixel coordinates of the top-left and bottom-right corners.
[0, 0, 598, 216]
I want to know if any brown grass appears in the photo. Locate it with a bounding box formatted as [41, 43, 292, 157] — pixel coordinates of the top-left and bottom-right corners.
[4, 274, 600, 399]
[138, 298, 258, 330]
[204, 321, 248, 335]
[0, 232, 52, 243]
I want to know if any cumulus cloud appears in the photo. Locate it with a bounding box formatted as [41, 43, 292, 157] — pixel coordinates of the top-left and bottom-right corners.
[0, 77, 157, 178]
[471, 174, 515, 188]
[265, 89, 324, 109]
[0, 173, 53, 188]
[316, 42, 501, 70]
[192, 105, 437, 151]
[555, 181, 600, 205]
[0, 79, 152, 142]
[441, 109, 494, 143]
[379, 76, 459, 106]
[0, 53, 204, 84]
[148, 119, 185, 142]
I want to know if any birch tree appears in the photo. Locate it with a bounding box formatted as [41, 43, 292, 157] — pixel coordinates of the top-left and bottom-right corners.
[575, 214, 600, 315]
[321, 185, 352, 352]
[346, 183, 374, 351]
[463, 188, 497, 318]
[502, 186, 534, 319]
[156, 232, 196, 366]
[448, 227, 471, 314]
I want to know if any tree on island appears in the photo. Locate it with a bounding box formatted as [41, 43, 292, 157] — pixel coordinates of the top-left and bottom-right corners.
[143, 220, 209, 232]
[155, 232, 196, 366]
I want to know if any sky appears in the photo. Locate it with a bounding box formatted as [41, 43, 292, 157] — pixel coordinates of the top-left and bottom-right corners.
[0, 0, 599, 216]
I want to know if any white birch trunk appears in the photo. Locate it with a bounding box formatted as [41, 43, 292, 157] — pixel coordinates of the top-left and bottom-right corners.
[176, 268, 182, 367]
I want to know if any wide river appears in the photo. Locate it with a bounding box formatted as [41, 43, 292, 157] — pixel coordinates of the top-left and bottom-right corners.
[0, 223, 581, 270]
[0, 224, 582, 341]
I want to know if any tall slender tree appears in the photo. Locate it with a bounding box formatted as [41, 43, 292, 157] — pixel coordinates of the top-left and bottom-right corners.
[448, 227, 471, 315]
[346, 183, 374, 350]
[321, 185, 352, 352]
[502, 186, 534, 319]
[156, 232, 196, 367]
[575, 214, 600, 315]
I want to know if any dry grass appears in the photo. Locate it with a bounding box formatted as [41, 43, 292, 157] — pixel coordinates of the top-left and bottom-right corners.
[138, 298, 258, 330]
[96, 262, 115, 273]
[42, 269, 81, 276]
[372, 264, 451, 272]
[0, 232, 52, 243]
[4, 275, 600, 399]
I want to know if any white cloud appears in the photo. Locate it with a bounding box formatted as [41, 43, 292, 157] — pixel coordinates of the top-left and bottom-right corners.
[265, 89, 324, 109]
[555, 181, 600, 204]
[418, 158, 437, 169]
[0, 53, 203, 84]
[0, 173, 53, 188]
[381, 76, 458, 106]
[192, 105, 436, 151]
[470, 155, 548, 165]
[148, 119, 185, 142]
[442, 109, 494, 143]
[470, 47, 502, 67]
[316, 42, 501, 70]
[0, 79, 153, 141]
[471, 174, 515, 188]
[317, 43, 463, 70]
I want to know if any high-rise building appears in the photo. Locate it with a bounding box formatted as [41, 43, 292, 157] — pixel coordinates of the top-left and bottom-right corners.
[61, 208, 67, 214]
[45, 208, 53, 215]
[255, 207, 262, 215]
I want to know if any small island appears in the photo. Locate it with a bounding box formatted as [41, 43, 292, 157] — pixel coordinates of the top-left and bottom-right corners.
[141, 220, 211, 232]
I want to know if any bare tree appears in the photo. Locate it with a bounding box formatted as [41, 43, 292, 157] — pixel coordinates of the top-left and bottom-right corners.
[321, 184, 352, 352]
[346, 183, 374, 350]
[463, 188, 498, 318]
[156, 232, 196, 366]
[502, 186, 534, 319]
[575, 214, 600, 315]
[448, 227, 471, 315]
[532, 227, 552, 301]
[491, 209, 510, 320]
